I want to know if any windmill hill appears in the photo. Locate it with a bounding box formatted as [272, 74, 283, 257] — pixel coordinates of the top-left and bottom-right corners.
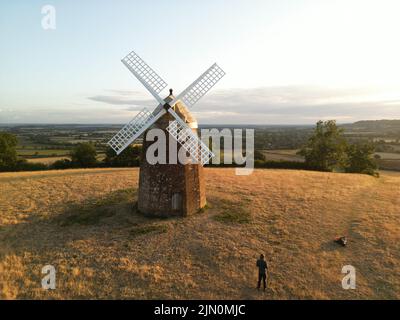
[0, 167, 399, 299]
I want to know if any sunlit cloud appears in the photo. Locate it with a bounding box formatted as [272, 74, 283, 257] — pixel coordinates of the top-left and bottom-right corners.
[83, 86, 400, 124]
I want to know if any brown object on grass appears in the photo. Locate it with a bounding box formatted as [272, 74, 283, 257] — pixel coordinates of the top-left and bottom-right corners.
[334, 236, 347, 246]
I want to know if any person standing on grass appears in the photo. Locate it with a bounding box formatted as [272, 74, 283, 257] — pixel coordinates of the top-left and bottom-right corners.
[256, 254, 268, 291]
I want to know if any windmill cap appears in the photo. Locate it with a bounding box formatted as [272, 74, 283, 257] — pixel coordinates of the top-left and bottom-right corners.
[173, 100, 198, 128]
[164, 94, 174, 104]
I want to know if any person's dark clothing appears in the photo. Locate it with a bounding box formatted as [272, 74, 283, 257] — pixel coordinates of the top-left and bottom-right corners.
[256, 259, 268, 290]
[256, 259, 267, 274]
[258, 273, 266, 290]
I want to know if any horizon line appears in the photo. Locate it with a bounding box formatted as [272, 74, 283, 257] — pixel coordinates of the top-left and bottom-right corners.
[1, 119, 400, 127]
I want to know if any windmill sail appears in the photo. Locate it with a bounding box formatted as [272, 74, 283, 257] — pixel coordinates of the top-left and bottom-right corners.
[173, 63, 225, 108]
[121, 51, 168, 105]
[108, 108, 166, 154]
[112, 50, 223, 161]
[166, 119, 214, 165]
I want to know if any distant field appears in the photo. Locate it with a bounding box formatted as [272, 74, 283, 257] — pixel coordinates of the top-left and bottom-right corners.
[25, 154, 105, 165]
[261, 149, 304, 162]
[17, 149, 70, 157]
[0, 168, 399, 299]
[378, 159, 400, 171]
[27, 157, 70, 165]
[261, 149, 400, 172]
[376, 152, 400, 160]
[51, 137, 105, 144]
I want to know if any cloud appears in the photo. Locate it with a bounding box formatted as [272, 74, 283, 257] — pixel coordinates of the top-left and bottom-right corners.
[189, 86, 400, 123]
[88, 94, 155, 108]
[3, 86, 399, 124]
[85, 86, 400, 124]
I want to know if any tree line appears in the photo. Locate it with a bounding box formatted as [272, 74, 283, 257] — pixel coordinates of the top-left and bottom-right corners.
[0, 120, 378, 176]
[297, 120, 378, 176]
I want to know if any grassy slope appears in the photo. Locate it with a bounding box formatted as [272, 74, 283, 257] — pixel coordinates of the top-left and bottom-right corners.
[0, 168, 399, 299]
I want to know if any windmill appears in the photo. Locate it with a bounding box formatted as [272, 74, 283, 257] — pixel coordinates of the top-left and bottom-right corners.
[108, 51, 225, 217]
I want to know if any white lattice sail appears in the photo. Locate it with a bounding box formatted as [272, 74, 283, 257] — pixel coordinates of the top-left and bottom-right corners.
[175, 63, 225, 108]
[111, 50, 224, 158]
[122, 51, 168, 104]
[166, 120, 214, 165]
[108, 108, 163, 155]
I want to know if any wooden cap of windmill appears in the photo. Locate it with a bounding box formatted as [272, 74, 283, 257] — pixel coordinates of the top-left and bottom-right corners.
[159, 88, 198, 129]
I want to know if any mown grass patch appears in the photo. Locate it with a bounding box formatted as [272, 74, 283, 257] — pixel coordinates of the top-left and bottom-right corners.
[213, 199, 251, 224]
[59, 188, 136, 226]
[129, 224, 168, 237]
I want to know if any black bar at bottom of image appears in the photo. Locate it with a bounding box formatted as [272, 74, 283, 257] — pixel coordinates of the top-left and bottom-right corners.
[1, 300, 398, 318]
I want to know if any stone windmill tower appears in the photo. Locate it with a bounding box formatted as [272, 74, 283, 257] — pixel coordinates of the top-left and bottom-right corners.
[108, 51, 225, 217]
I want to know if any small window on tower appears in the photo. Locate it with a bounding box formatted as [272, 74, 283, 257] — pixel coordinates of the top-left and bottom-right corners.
[171, 193, 182, 211]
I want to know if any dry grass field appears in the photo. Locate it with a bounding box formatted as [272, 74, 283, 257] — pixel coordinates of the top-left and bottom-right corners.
[27, 157, 69, 165]
[0, 168, 399, 299]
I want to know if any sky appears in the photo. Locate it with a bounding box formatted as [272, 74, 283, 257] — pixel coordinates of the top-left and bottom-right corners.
[1, 0, 400, 124]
